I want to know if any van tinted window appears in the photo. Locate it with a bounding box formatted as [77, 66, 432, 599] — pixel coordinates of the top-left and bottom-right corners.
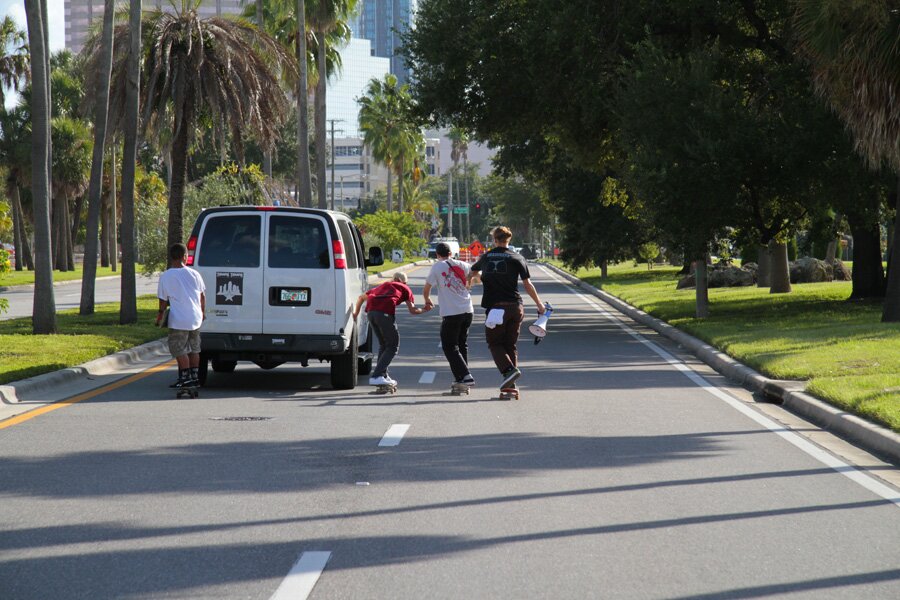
[197, 215, 261, 267]
[268, 215, 330, 269]
[336, 220, 360, 269]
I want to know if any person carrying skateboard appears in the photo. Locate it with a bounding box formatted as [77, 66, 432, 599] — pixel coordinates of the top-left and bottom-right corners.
[468, 226, 545, 397]
[423, 242, 475, 389]
[353, 271, 429, 388]
[156, 242, 206, 389]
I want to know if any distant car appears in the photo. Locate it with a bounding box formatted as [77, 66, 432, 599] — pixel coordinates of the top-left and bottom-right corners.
[1, 243, 14, 257]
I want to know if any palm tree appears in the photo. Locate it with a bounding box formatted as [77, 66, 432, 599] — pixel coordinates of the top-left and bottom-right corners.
[50, 116, 92, 272]
[24, 0, 56, 334]
[0, 107, 34, 271]
[97, 2, 296, 251]
[0, 16, 29, 109]
[448, 126, 469, 239]
[79, 0, 115, 315]
[794, 1, 900, 321]
[358, 73, 421, 212]
[308, 0, 357, 209]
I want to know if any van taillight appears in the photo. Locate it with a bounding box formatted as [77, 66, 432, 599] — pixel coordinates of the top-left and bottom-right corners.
[186, 235, 197, 266]
[332, 240, 347, 269]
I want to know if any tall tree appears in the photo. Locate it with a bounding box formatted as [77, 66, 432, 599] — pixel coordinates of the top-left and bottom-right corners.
[0, 107, 33, 270]
[297, 0, 313, 206]
[117, 0, 141, 324]
[99, 4, 296, 251]
[794, 0, 900, 321]
[0, 15, 29, 108]
[79, 0, 115, 315]
[24, 0, 56, 333]
[308, 0, 357, 209]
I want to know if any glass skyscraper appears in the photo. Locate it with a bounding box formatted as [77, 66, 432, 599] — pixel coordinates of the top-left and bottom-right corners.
[352, 0, 418, 83]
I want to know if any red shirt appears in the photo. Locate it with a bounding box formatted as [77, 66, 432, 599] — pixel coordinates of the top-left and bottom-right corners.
[365, 281, 413, 315]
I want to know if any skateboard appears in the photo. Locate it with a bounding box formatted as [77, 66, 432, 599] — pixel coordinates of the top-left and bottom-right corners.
[176, 385, 199, 399]
[372, 384, 398, 394]
[495, 387, 519, 400]
[443, 382, 471, 396]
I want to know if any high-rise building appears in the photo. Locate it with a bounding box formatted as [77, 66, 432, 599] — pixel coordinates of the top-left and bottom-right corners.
[352, 0, 418, 83]
[65, 0, 243, 54]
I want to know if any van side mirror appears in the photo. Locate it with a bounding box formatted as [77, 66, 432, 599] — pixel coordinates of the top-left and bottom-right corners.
[366, 246, 385, 267]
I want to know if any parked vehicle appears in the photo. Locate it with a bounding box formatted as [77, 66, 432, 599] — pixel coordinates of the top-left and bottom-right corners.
[426, 237, 460, 259]
[186, 206, 384, 389]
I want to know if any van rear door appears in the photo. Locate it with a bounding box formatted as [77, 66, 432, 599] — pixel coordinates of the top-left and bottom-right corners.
[262, 213, 337, 335]
[194, 212, 264, 334]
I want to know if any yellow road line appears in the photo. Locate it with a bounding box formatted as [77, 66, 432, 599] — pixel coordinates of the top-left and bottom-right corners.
[0, 360, 175, 430]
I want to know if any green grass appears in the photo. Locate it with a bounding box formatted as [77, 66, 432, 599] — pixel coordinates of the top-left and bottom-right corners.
[0, 295, 164, 385]
[367, 260, 415, 275]
[549, 260, 900, 432]
[0, 265, 122, 288]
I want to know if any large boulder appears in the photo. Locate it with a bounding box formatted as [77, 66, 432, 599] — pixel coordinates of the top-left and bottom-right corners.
[789, 257, 834, 284]
[831, 259, 852, 281]
[677, 264, 756, 289]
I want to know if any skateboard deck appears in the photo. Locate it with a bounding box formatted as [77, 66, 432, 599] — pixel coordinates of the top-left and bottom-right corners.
[372, 384, 398, 394]
[443, 382, 471, 396]
[176, 386, 199, 399]
[493, 387, 519, 400]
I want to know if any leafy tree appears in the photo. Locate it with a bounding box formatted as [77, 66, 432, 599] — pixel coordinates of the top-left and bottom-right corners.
[50, 116, 92, 271]
[356, 210, 426, 257]
[795, 0, 900, 321]
[0, 107, 34, 270]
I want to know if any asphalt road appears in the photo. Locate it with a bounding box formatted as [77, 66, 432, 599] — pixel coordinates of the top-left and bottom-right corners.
[1, 265, 898, 599]
[0, 274, 160, 320]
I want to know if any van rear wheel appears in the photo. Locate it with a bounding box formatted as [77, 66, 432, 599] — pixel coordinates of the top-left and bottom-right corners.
[330, 328, 358, 390]
[211, 359, 237, 373]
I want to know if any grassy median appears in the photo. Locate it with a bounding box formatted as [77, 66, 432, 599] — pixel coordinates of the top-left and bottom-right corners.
[0, 265, 123, 288]
[550, 261, 900, 433]
[0, 296, 163, 385]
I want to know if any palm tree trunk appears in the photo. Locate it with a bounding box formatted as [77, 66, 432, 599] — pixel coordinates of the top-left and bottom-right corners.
[398, 154, 404, 213]
[168, 109, 190, 249]
[119, 0, 141, 325]
[769, 241, 792, 294]
[882, 175, 900, 322]
[80, 0, 114, 314]
[64, 192, 75, 271]
[14, 187, 34, 270]
[296, 0, 313, 207]
[51, 192, 60, 270]
[386, 168, 393, 212]
[847, 211, 885, 299]
[101, 196, 110, 267]
[9, 180, 23, 271]
[315, 28, 327, 210]
[464, 157, 470, 241]
[24, 0, 57, 333]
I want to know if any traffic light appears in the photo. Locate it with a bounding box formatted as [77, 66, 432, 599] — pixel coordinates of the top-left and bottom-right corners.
[475, 202, 481, 209]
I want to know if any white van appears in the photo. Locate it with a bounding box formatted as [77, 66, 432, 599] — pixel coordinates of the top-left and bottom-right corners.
[186, 206, 384, 389]
[426, 237, 460, 259]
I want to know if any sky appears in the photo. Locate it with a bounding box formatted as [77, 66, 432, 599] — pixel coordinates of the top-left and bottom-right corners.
[1, 0, 66, 52]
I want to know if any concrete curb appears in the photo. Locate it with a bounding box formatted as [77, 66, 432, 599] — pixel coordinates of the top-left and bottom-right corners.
[370, 259, 433, 283]
[0, 338, 169, 405]
[540, 262, 900, 465]
[0, 275, 121, 293]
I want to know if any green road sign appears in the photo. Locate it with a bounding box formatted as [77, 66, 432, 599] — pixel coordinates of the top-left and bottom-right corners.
[439, 206, 469, 214]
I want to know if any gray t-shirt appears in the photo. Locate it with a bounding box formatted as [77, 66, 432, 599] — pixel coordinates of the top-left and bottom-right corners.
[426, 258, 474, 317]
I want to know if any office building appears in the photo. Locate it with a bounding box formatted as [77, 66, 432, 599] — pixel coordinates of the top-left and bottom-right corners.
[65, 0, 243, 54]
[352, 0, 418, 83]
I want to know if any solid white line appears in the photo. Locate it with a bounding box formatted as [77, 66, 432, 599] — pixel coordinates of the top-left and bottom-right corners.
[419, 371, 436, 384]
[379, 424, 410, 447]
[538, 266, 900, 506]
[269, 551, 331, 600]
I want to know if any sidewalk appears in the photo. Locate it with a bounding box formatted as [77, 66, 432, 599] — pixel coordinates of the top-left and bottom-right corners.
[541, 262, 900, 465]
[0, 260, 431, 421]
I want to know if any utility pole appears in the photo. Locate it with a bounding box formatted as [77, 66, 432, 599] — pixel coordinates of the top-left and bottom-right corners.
[327, 119, 343, 210]
[447, 169, 453, 237]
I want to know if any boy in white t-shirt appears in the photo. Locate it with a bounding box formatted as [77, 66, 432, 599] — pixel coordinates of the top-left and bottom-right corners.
[423, 242, 475, 386]
[156, 243, 206, 388]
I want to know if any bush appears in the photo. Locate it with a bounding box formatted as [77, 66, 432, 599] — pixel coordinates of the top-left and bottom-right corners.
[355, 210, 427, 257]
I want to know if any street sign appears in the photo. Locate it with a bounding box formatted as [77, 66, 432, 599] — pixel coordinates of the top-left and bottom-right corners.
[439, 206, 469, 214]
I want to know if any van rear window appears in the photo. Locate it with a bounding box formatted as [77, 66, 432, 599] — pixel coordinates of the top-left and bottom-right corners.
[197, 215, 261, 267]
[268, 216, 329, 269]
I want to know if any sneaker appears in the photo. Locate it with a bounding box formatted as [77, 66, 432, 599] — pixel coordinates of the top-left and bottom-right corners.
[461, 374, 476, 386]
[170, 378, 190, 389]
[369, 376, 390, 386]
[500, 367, 521, 389]
[384, 376, 398, 385]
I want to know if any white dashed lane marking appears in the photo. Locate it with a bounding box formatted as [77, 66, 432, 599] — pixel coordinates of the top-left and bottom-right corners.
[418, 371, 436, 384]
[269, 551, 331, 600]
[378, 424, 410, 447]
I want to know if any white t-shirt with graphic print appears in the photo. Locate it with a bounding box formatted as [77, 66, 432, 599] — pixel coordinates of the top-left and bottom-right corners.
[157, 266, 206, 331]
[426, 258, 474, 317]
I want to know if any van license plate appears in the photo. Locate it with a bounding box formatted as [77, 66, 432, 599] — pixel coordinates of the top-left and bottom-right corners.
[280, 288, 309, 303]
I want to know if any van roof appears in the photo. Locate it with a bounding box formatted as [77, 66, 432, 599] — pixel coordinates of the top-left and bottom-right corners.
[188, 205, 349, 241]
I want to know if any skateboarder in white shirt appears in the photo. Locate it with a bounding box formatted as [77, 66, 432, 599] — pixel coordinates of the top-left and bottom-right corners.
[423, 242, 476, 388]
[156, 243, 206, 388]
